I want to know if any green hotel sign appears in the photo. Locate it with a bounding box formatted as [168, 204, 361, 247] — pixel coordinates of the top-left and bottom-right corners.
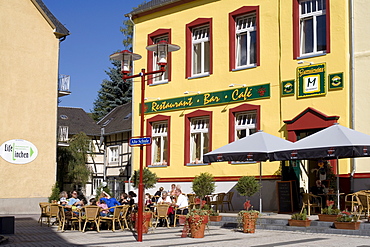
[143, 83, 270, 114]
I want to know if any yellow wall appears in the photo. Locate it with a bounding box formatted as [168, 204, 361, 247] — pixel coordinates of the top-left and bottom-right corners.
[130, 0, 356, 180]
[0, 0, 59, 207]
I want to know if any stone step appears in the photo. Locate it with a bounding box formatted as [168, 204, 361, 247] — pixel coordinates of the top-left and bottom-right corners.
[209, 215, 370, 236]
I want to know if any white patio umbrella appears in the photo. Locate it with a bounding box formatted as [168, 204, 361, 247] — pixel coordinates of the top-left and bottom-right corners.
[271, 123, 370, 208]
[203, 130, 293, 213]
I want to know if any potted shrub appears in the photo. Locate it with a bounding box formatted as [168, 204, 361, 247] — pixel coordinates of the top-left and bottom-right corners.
[288, 209, 311, 227]
[208, 207, 222, 222]
[235, 176, 261, 233]
[192, 172, 216, 202]
[132, 168, 158, 233]
[318, 204, 341, 222]
[334, 211, 361, 230]
[186, 208, 209, 238]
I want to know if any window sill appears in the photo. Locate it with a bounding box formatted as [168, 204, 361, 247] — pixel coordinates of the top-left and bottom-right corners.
[231, 161, 257, 165]
[186, 163, 210, 166]
[149, 81, 169, 86]
[232, 64, 257, 72]
[187, 73, 210, 80]
[148, 164, 168, 168]
[297, 52, 326, 60]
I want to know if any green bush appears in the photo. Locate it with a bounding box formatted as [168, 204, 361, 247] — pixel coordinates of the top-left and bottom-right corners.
[192, 172, 216, 200]
[48, 182, 60, 203]
[235, 176, 260, 198]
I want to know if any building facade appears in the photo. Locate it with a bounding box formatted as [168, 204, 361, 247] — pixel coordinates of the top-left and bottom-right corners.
[127, 0, 370, 211]
[0, 0, 69, 213]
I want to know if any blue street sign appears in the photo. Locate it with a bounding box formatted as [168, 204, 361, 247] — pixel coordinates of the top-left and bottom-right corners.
[129, 137, 152, 146]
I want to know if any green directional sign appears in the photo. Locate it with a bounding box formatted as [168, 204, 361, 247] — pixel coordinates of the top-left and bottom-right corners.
[142, 83, 270, 114]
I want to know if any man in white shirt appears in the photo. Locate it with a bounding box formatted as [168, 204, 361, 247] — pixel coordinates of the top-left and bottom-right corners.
[157, 191, 172, 204]
[169, 189, 189, 226]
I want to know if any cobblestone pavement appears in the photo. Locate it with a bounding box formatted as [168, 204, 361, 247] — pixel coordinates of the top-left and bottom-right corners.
[2, 215, 370, 247]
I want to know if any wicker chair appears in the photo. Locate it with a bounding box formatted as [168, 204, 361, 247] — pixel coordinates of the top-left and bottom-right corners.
[82, 205, 100, 232]
[222, 191, 235, 212]
[153, 204, 170, 228]
[210, 193, 226, 212]
[48, 203, 60, 227]
[300, 193, 322, 216]
[38, 202, 50, 226]
[356, 191, 369, 218]
[99, 206, 125, 232]
[119, 205, 130, 230]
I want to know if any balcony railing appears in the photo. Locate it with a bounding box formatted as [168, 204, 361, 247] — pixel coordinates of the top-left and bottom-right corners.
[58, 74, 71, 97]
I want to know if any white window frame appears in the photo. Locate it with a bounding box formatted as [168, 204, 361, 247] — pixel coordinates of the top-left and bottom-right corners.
[192, 25, 210, 76]
[58, 126, 68, 142]
[236, 13, 257, 68]
[153, 35, 169, 84]
[299, 0, 326, 56]
[235, 111, 257, 140]
[108, 146, 119, 163]
[190, 117, 209, 164]
[151, 122, 168, 166]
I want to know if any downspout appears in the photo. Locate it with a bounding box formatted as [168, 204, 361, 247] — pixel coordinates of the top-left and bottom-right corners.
[349, 0, 356, 193]
[128, 14, 136, 193]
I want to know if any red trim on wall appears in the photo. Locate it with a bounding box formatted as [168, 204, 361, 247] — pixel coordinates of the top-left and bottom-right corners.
[147, 29, 172, 84]
[184, 109, 213, 165]
[157, 175, 281, 183]
[185, 18, 213, 78]
[228, 6, 260, 71]
[146, 114, 171, 167]
[284, 107, 339, 142]
[228, 103, 261, 143]
[292, 0, 331, 59]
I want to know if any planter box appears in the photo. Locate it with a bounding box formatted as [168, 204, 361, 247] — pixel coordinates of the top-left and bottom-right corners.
[242, 212, 259, 233]
[210, 215, 222, 222]
[318, 214, 339, 222]
[288, 219, 311, 227]
[334, 221, 361, 230]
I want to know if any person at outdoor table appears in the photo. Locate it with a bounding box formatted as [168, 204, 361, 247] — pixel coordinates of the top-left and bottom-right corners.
[119, 192, 129, 205]
[169, 184, 177, 196]
[99, 191, 120, 212]
[89, 198, 97, 206]
[58, 191, 68, 204]
[97, 198, 109, 216]
[169, 189, 188, 226]
[310, 180, 326, 195]
[153, 187, 164, 202]
[128, 191, 137, 207]
[145, 193, 154, 210]
[157, 191, 172, 204]
[68, 191, 84, 207]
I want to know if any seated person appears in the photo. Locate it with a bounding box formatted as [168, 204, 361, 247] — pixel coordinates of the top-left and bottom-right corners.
[119, 192, 129, 205]
[153, 187, 164, 203]
[145, 193, 154, 210]
[128, 191, 137, 207]
[89, 198, 97, 206]
[68, 191, 84, 215]
[100, 191, 120, 212]
[157, 191, 172, 204]
[169, 189, 188, 226]
[97, 199, 109, 216]
[310, 180, 325, 195]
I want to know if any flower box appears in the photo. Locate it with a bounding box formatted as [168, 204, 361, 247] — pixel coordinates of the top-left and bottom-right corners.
[288, 219, 311, 227]
[334, 221, 361, 230]
[209, 215, 222, 222]
[318, 214, 340, 222]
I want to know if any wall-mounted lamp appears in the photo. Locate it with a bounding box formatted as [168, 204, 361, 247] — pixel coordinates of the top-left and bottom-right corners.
[184, 91, 201, 94]
[229, 84, 246, 87]
[297, 60, 314, 65]
[144, 97, 161, 101]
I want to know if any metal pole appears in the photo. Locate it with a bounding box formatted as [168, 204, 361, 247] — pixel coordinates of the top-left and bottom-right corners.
[259, 161, 262, 214]
[336, 157, 340, 210]
[137, 69, 146, 242]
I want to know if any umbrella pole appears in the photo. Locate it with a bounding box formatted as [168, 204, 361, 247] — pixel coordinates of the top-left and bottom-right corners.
[259, 161, 262, 214]
[336, 157, 340, 210]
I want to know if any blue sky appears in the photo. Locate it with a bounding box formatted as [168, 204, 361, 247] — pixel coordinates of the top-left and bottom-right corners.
[43, 0, 144, 112]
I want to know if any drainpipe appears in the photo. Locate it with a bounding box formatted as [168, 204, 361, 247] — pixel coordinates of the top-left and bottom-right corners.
[349, 0, 356, 193]
[128, 14, 135, 194]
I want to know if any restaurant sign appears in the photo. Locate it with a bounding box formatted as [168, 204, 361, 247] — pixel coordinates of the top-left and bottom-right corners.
[0, 139, 38, 164]
[297, 63, 326, 98]
[143, 83, 270, 114]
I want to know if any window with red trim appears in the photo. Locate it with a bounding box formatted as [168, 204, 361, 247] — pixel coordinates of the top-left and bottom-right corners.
[146, 115, 170, 166]
[293, 0, 330, 59]
[184, 110, 212, 165]
[186, 18, 213, 78]
[147, 29, 173, 85]
[229, 6, 260, 71]
[229, 104, 260, 142]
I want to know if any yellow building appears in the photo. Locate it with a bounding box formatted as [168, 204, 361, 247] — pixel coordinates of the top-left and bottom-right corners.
[127, 0, 370, 211]
[0, 0, 69, 213]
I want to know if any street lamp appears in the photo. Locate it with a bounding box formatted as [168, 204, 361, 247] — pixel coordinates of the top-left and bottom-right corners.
[110, 41, 180, 242]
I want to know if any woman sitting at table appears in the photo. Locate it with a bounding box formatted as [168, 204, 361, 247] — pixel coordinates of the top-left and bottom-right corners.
[97, 199, 109, 216]
[119, 192, 129, 205]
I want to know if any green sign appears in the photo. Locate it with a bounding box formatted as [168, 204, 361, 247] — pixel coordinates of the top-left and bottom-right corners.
[328, 72, 344, 90]
[297, 63, 326, 98]
[281, 80, 295, 96]
[143, 83, 270, 114]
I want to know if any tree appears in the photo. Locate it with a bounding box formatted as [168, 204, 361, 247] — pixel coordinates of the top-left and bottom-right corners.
[91, 59, 132, 121]
[132, 168, 158, 190]
[57, 132, 92, 188]
[192, 172, 216, 200]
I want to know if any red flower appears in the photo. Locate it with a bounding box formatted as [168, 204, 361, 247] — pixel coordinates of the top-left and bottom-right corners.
[244, 200, 251, 211]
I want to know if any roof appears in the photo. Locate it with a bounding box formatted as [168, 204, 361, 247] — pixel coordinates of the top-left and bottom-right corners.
[97, 103, 132, 135]
[33, 0, 70, 38]
[57, 107, 100, 136]
[127, 0, 196, 19]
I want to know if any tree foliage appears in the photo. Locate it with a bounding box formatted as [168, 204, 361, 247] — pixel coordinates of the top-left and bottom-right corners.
[192, 172, 216, 199]
[235, 176, 260, 198]
[132, 168, 158, 190]
[57, 132, 92, 187]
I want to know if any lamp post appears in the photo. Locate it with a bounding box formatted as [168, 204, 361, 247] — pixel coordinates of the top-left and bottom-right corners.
[110, 41, 180, 242]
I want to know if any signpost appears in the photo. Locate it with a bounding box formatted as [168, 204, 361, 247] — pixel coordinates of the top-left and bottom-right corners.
[129, 137, 152, 147]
